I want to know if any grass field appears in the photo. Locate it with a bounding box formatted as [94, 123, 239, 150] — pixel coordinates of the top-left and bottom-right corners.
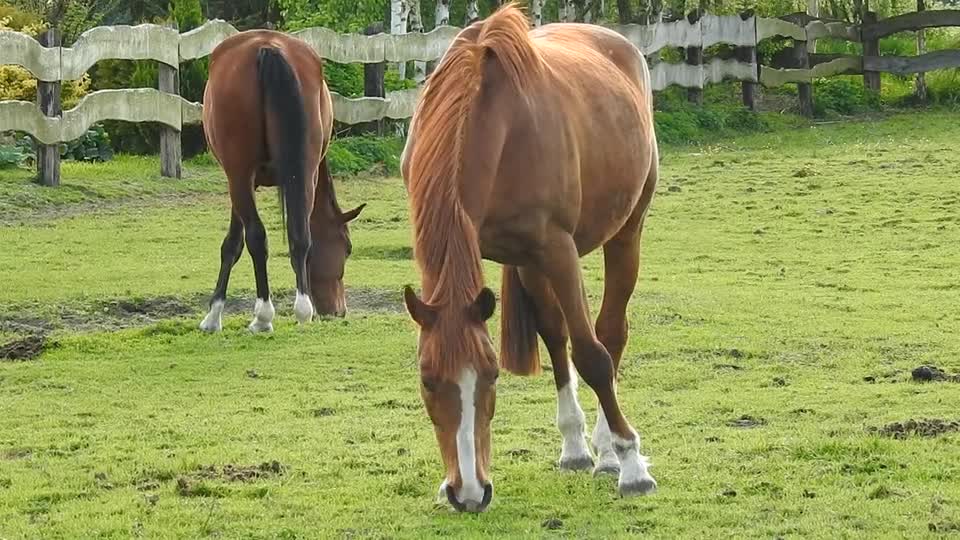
[2, 111, 960, 538]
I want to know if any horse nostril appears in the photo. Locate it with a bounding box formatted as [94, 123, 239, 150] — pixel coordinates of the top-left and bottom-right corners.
[480, 482, 493, 509]
[445, 484, 467, 512]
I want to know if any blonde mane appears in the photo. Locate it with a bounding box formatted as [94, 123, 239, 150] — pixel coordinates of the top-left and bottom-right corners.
[406, 4, 542, 379]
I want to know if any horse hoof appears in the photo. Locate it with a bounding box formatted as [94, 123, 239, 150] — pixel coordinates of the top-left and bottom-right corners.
[248, 321, 273, 333]
[293, 292, 314, 324]
[593, 461, 620, 477]
[199, 316, 221, 332]
[619, 477, 657, 497]
[559, 456, 594, 471]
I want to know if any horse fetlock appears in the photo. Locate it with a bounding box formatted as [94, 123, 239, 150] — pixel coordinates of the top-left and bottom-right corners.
[248, 298, 275, 333]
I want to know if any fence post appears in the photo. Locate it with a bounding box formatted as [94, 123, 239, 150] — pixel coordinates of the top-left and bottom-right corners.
[736, 10, 758, 111]
[362, 22, 386, 136]
[685, 9, 703, 106]
[793, 35, 814, 117]
[36, 28, 61, 187]
[159, 22, 181, 179]
[915, 0, 927, 102]
[862, 11, 881, 94]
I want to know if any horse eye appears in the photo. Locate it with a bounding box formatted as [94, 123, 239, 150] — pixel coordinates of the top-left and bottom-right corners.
[421, 376, 438, 392]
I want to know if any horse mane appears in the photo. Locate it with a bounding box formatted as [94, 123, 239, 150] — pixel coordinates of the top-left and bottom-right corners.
[406, 4, 542, 380]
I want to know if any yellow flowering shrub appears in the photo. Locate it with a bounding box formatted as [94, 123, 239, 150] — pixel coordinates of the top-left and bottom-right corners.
[0, 14, 91, 108]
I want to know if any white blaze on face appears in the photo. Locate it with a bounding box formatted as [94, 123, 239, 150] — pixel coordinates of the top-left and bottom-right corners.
[455, 367, 484, 505]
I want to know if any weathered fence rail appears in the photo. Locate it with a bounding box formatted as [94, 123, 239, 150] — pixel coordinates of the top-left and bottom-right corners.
[1, 9, 958, 186]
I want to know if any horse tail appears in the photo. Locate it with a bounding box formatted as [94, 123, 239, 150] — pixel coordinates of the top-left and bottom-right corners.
[257, 46, 308, 258]
[500, 265, 541, 376]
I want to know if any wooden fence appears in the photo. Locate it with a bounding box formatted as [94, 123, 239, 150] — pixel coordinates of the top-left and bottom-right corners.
[1, 9, 959, 186]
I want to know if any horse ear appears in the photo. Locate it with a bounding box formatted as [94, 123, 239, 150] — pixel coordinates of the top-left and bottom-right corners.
[404, 285, 436, 328]
[470, 287, 497, 322]
[341, 204, 366, 223]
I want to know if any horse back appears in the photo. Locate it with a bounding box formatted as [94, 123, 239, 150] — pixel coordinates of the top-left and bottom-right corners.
[203, 31, 333, 178]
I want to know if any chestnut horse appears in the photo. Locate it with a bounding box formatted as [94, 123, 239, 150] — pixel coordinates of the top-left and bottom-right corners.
[402, 5, 659, 511]
[199, 30, 365, 333]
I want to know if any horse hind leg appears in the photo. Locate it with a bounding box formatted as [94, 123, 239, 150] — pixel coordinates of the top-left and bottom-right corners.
[289, 166, 317, 324]
[515, 267, 594, 472]
[199, 211, 245, 332]
[230, 174, 275, 333]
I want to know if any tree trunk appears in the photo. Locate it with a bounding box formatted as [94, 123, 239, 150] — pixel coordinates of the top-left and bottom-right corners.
[807, 0, 819, 53]
[559, 0, 571, 21]
[409, 0, 425, 83]
[435, 0, 450, 26]
[617, 0, 633, 23]
[916, 0, 927, 102]
[391, 0, 409, 78]
[466, 0, 479, 23]
[531, 0, 543, 26]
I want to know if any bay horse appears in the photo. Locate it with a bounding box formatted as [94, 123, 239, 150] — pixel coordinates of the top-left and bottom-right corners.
[199, 30, 365, 333]
[401, 4, 659, 511]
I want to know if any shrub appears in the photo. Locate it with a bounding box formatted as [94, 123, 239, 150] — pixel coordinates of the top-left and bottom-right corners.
[327, 136, 404, 176]
[60, 124, 113, 162]
[813, 77, 881, 116]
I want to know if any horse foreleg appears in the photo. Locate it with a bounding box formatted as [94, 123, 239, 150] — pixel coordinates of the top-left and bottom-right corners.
[517, 267, 593, 471]
[199, 211, 245, 332]
[540, 233, 655, 497]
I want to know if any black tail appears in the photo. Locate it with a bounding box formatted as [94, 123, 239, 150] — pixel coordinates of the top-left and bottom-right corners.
[257, 47, 308, 259]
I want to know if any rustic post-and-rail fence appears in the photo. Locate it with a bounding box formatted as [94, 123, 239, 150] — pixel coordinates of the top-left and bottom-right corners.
[1, 10, 959, 187]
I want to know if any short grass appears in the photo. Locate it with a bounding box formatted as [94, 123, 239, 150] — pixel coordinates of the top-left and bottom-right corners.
[2, 111, 960, 538]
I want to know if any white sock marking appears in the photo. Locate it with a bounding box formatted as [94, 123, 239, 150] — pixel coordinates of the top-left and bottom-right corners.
[611, 430, 656, 492]
[593, 406, 619, 469]
[248, 297, 275, 333]
[455, 367, 484, 506]
[557, 375, 592, 465]
[293, 291, 314, 323]
[199, 299, 224, 332]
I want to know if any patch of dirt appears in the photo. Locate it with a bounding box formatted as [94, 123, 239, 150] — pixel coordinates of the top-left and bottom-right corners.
[1, 447, 33, 460]
[872, 418, 960, 439]
[505, 448, 533, 461]
[195, 461, 285, 482]
[0, 287, 403, 336]
[912, 365, 960, 383]
[0, 334, 53, 361]
[727, 415, 766, 428]
[311, 407, 336, 417]
[542, 518, 564, 530]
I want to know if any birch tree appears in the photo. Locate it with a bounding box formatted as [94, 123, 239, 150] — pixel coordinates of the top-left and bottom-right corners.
[409, 0, 425, 82]
[435, 0, 450, 26]
[390, 0, 409, 78]
[531, 0, 543, 26]
[466, 0, 479, 23]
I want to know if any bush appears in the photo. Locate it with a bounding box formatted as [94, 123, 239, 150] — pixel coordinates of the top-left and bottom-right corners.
[0, 141, 31, 169]
[654, 103, 771, 144]
[327, 135, 404, 176]
[60, 124, 113, 162]
[813, 77, 881, 116]
[0, 12, 89, 107]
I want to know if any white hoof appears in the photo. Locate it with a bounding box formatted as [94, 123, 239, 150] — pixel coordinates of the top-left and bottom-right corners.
[199, 300, 224, 332]
[613, 433, 656, 497]
[248, 298, 275, 333]
[293, 292, 314, 324]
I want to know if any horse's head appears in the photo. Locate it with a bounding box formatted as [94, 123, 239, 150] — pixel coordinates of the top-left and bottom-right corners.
[403, 285, 499, 512]
[307, 204, 365, 317]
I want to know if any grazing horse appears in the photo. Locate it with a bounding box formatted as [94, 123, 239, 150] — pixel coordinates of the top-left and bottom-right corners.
[199, 30, 365, 333]
[401, 4, 659, 512]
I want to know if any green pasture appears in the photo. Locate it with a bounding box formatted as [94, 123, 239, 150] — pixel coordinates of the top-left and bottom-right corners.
[1, 111, 959, 538]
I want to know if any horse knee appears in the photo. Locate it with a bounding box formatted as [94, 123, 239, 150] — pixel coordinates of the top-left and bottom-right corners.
[596, 318, 628, 360]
